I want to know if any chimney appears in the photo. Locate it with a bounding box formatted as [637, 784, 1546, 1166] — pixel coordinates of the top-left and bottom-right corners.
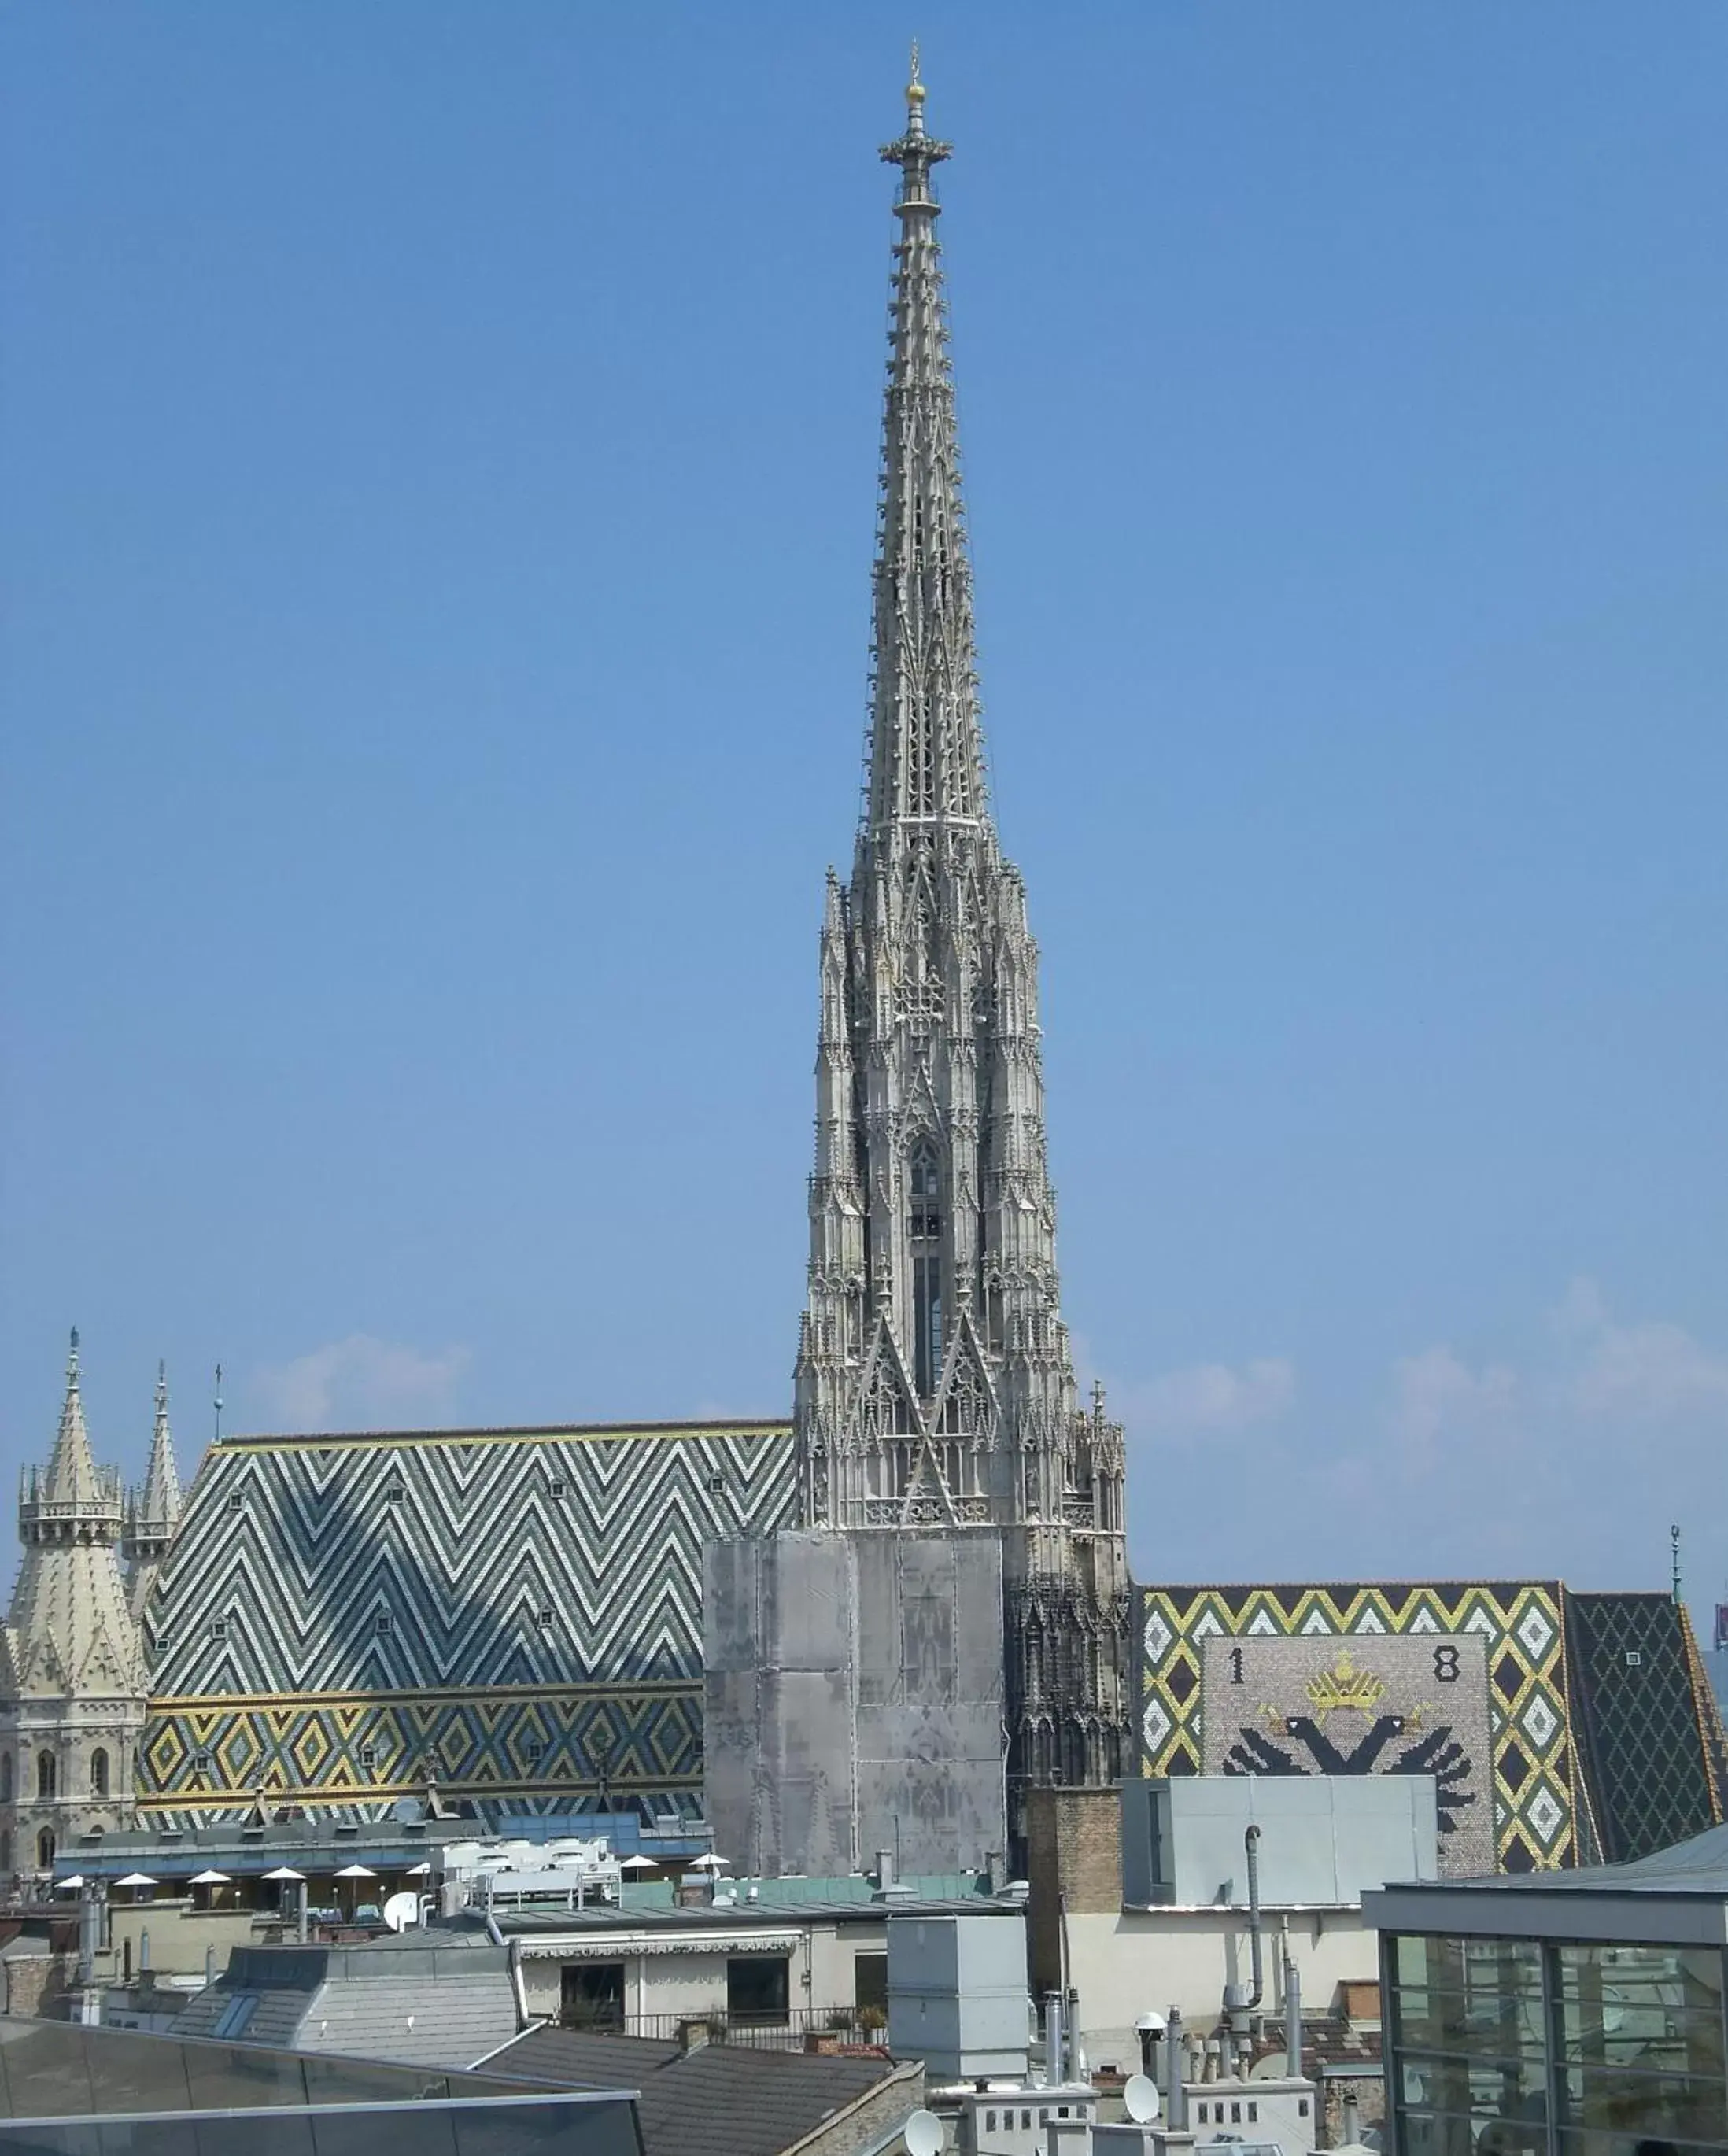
[1043, 1991, 1064, 2087]
[677, 2018, 711, 2055]
[875, 1849, 895, 1891]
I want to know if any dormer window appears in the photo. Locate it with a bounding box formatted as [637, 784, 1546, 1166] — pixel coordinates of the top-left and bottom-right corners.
[209, 1619, 228, 1641]
[385, 1483, 405, 1506]
[375, 1613, 393, 1636]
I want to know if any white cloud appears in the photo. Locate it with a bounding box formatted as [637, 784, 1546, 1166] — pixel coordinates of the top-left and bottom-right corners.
[1114, 1356, 1296, 1438]
[1556, 1277, 1728, 1423]
[1389, 1345, 1519, 1474]
[249, 1335, 471, 1434]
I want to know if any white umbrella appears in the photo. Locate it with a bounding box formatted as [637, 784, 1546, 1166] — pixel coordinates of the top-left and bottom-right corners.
[402, 1861, 432, 1877]
[114, 1873, 157, 1889]
[686, 1853, 729, 1872]
[55, 1875, 85, 1891]
[189, 1870, 231, 1886]
[617, 1854, 658, 1871]
[262, 1866, 305, 1883]
[334, 1864, 376, 1880]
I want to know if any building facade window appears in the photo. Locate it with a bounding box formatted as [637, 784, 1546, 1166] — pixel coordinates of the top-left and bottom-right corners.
[853, 1951, 888, 2016]
[561, 1962, 625, 2031]
[90, 1748, 109, 1799]
[726, 1955, 790, 2029]
[35, 1828, 54, 1870]
[35, 1751, 55, 1802]
[0, 1752, 11, 1803]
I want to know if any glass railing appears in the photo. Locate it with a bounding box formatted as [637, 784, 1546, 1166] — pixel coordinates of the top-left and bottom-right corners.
[0, 2018, 641, 2154]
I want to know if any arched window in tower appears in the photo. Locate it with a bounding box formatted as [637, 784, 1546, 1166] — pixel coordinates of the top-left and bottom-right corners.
[36, 1751, 55, 1803]
[90, 1748, 109, 1800]
[0, 1753, 11, 1804]
[909, 1138, 943, 1395]
[36, 1828, 54, 1872]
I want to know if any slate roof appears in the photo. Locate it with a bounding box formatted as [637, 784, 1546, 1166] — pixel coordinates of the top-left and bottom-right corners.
[1564, 1592, 1722, 1862]
[486, 2025, 913, 2156]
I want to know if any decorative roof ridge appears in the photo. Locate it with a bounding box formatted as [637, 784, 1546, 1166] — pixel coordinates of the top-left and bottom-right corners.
[216, 1417, 795, 1449]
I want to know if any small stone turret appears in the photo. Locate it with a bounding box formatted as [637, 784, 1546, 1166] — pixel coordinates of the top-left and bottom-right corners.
[0, 1333, 148, 1883]
[124, 1362, 183, 1624]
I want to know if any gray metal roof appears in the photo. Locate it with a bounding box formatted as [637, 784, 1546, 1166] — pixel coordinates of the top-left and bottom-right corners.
[169, 1938, 521, 2070]
[1398, 1822, 1728, 1897]
[1364, 1822, 1728, 1949]
[495, 1892, 1012, 1937]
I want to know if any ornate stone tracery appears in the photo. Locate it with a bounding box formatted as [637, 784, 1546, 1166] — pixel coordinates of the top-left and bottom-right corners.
[793, 68, 1132, 1828]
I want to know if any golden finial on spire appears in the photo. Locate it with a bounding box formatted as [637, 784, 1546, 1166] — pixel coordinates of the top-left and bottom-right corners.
[906, 39, 926, 105]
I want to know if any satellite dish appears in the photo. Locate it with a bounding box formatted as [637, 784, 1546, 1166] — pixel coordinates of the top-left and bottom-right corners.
[903, 2110, 943, 2156]
[1123, 2074, 1161, 2125]
[382, 1891, 421, 1934]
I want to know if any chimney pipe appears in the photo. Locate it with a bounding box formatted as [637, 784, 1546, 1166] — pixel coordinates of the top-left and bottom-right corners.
[1243, 1823, 1265, 2010]
[1043, 1991, 1064, 2087]
[1163, 2006, 1187, 2128]
[1285, 1955, 1302, 2079]
[1065, 1986, 1082, 2087]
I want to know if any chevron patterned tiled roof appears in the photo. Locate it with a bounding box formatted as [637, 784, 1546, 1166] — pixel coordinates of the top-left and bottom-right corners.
[140, 1420, 795, 1817]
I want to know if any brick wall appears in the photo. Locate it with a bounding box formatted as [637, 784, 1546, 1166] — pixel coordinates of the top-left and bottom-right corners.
[1026, 1786, 1122, 1992]
[1, 1951, 75, 2019]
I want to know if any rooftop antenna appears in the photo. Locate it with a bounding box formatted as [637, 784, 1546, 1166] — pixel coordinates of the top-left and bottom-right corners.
[213, 1363, 224, 1447]
[1671, 1523, 1682, 1605]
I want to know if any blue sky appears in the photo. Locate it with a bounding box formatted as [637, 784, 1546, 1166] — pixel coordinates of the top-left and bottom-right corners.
[5, 6, 1726, 1631]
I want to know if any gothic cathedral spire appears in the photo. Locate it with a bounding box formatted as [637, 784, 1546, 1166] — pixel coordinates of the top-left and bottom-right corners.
[795, 62, 1132, 1815]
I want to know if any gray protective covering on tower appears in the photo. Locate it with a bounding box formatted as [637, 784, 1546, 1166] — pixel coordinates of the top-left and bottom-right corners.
[705, 1530, 1006, 1877]
[707, 61, 1132, 1874]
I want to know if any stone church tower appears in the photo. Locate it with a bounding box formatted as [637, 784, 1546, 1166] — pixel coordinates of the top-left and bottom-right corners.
[0, 1334, 149, 1879]
[792, 64, 1132, 1822]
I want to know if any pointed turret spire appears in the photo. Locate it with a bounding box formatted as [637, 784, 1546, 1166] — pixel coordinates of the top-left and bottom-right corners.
[30, 1328, 120, 1522]
[124, 1361, 183, 1619]
[141, 1362, 183, 1528]
[864, 55, 990, 844]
